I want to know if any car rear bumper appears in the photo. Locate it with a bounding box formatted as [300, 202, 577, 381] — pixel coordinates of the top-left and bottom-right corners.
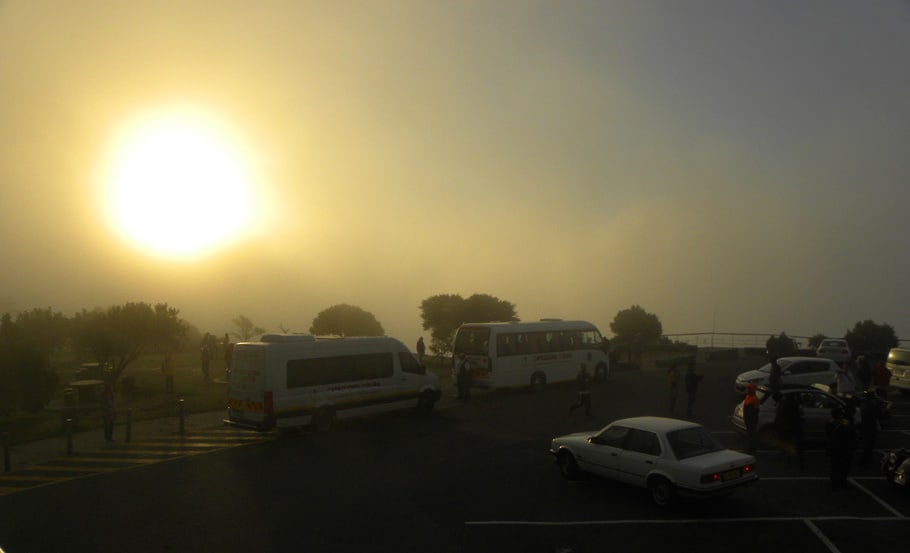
[677, 474, 759, 499]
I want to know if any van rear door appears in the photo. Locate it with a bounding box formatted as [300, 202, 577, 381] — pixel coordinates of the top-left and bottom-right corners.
[227, 344, 271, 429]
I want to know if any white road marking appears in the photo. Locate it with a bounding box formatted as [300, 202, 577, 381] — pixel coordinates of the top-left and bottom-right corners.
[465, 515, 902, 526]
[848, 477, 905, 518]
[804, 519, 842, 553]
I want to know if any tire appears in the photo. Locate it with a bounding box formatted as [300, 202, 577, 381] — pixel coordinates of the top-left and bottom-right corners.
[557, 450, 579, 480]
[312, 408, 335, 433]
[594, 363, 609, 381]
[530, 372, 547, 391]
[648, 476, 675, 508]
[416, 391, 437, 415]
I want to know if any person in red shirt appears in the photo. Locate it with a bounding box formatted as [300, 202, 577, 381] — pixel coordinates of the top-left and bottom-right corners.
[872, 359, 892, 400]
[743, 383, 761, 454]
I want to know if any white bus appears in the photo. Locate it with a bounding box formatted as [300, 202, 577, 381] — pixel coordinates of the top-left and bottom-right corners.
[452, 320, 610, 390]
[225, 334, 441, 432]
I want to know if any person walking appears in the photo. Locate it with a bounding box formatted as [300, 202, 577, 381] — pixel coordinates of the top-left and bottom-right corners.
[834, 362, 855, 398]
[826, 406, 855, 491]
[667, 365, 681, 415]
[569, 363, 592, 416]
[743, 383, 761, 454]
[684, 361, 703, 417]
[775, 392, 804, 469]
[416, 337, 426, 364]
[101, 380, 116, 442]
[859, 389, 883, 467]
[455, 353, 472, 401]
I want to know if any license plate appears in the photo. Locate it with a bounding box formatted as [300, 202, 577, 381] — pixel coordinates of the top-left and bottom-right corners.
[722, 469, 741, 481]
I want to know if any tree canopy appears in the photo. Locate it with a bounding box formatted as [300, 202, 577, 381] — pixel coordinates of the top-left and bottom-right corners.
[420, 293, 517, 355]
[232, 315, 266, 341]
[0, 311, 61, 413]
[72, 302, 187, 383]
[310, 304, 384, 336]
[609, 305, 663, 346]
[844, 319, 898, 356]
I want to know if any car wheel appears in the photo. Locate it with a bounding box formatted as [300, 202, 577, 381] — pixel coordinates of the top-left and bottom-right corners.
[557, 450, 579, 480]
[416, 391, 436, 415]
[312, 408, 335, 433]
[530, 372, 546, 391]
[648, 476, 675, 508]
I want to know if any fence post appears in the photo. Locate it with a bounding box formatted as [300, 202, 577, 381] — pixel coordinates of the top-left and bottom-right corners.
[178, 399, 185, 434]
[66, 418, 74, 455]
[126, 408, 133, 443]
[2, 432, 10, 472]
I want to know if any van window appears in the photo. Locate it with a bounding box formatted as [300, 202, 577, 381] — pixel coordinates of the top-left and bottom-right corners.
[398, 351, 425, 375]
[287, 352, 394, 388]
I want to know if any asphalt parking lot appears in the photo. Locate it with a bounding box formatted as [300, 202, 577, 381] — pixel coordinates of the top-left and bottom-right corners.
[1, 353, 908, 553]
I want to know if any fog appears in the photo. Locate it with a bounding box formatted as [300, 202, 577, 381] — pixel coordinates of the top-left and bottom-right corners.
[1, 1, 908, 344]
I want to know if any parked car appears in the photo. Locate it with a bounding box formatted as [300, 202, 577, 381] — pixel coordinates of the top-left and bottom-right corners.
[733, 356, 840, 393]
[730, 384, 890, 445]
[550, 416, 757, 507]
[887, 347, 910, 395]
[816, 339, 853, 364]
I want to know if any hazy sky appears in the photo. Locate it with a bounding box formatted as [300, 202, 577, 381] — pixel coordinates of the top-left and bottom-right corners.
[1, 1, 908, 346]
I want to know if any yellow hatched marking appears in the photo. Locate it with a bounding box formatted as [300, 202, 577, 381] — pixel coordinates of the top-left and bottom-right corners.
[29, 464, 121, 472]
[58, 456, 150, 464]
[0, 487, 26, 495]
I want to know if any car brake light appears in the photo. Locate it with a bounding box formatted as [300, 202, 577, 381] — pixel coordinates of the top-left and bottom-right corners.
[264, 391, 274, 414]
[700, 472, 720, 483]
[743, 464, 754, 473]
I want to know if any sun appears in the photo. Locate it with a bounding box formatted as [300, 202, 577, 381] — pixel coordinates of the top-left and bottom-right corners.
[102, 108, 259, 259]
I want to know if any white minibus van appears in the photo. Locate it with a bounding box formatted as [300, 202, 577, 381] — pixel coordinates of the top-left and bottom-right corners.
[452, 320, 610, 390]
[225, 334, 441, 432]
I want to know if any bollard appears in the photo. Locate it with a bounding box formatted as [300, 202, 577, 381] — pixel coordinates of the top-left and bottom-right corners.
[2, 432, 10, 473]
[66, 418, 74, 455]
[126, 408, 133, 443]
[178, 398, 185, 434]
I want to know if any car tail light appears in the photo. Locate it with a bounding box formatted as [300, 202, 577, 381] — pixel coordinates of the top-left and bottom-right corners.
[743, 463, 755, 474]
[700, 472, 720, 484]
[264, 390, 274, 415]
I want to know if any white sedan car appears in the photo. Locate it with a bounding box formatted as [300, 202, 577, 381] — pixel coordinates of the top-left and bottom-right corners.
[550, 417, 757, 507]
[816, 339, 852, 364]
[733, 356, 840, 393]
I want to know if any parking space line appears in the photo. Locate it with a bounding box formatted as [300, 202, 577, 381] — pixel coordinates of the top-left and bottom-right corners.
[848, 477, 905, 518]
[803, 519, 841, 553]
[465, 515, 902, 526]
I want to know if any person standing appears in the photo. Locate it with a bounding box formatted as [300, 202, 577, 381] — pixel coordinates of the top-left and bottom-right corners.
[859, 390, 883, 467]
[835, 362, 856, 407]
[872, 357, 891, 400]
[743, 383, 761, 454]
[684, 361, 703, 417]
[826, 406, 855, 491]
[201, 343, 212, 381]
[775, 392, 804, 469]
[856, 355, 872, 392]
[162, 353, 175, 393]
[766, 334, 782, 388]
[101, 380, 116, 442]
[569, 363, 592, 416]
[667, 365, 681, 415]
[455, 353, 472, 401]
[416, 337, 426, 364]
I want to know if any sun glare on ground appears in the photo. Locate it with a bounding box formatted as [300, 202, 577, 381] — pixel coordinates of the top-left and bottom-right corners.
[101, 108, 259, 260]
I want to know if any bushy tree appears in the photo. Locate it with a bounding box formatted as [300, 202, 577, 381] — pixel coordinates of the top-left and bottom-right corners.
[72, 302, 187, 383]
[420, 293, 517, 355]
[310, 304, 384, 336]
[0, 312, 61, 413]
[844, 320, 898, 356]
[232, 315, 265, 341]
[610, 305, 663, 346]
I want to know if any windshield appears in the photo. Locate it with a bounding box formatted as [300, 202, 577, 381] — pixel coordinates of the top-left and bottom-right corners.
[667, 427, 724, 460]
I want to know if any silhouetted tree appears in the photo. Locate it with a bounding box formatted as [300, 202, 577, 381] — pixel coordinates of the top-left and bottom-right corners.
[73, 302, 187, 383]
[0, 312, 60, 413]
[610, 305, 663, 360]
[844, 320, 898, 356]
[310, 304, 384, 336]
[231, 315, 265, 341]
[420, 293, 517, 355]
